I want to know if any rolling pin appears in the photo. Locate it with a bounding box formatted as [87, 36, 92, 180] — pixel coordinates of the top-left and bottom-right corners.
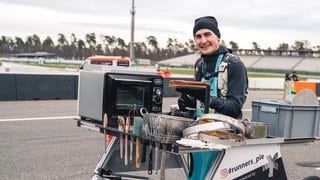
[130, 126, 133, 164]
[118, 116, 125, 159]
[124, 116, 130, 165]
[103, 113, 108, 152]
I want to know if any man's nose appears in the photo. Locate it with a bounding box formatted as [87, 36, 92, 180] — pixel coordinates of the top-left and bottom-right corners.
[199, 36, 207, 43]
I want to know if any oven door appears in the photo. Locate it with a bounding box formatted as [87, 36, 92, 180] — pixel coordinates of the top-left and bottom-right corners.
[115, 80, 151, 113]
[105, 75, 153, 117]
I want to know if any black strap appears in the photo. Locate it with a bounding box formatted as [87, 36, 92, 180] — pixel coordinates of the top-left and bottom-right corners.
[200, 53, 232, 80]
[205, 71, 219, 78]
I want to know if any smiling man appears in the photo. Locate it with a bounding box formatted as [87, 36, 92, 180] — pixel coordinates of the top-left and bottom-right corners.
[178, 16, 248, 119]
[177, 16, 249, 179]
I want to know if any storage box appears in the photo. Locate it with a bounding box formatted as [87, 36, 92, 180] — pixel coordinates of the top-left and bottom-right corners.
[251, 99, 320, 139]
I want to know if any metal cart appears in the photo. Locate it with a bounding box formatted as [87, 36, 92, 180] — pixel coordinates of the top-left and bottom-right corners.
[76, 118, 311, 180]
[76, 79, 318, 179]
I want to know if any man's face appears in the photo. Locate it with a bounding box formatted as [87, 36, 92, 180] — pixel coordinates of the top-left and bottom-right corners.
[194, 28, 220, 55]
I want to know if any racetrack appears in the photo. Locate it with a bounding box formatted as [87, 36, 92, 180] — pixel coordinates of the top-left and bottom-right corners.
[0, 90, 319, 180]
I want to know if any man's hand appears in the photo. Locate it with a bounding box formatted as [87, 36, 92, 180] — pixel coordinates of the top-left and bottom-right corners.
[178, 94, 195, 111]
[176, 87, 206, 102]
[208, 96, 217, 109]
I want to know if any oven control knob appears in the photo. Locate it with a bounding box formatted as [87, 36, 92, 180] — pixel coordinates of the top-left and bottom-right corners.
[154, 88, 162, 95]
[153, 95, 162, 104]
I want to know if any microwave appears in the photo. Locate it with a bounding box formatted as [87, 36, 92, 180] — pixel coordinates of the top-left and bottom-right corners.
[77, 67, 163, 128]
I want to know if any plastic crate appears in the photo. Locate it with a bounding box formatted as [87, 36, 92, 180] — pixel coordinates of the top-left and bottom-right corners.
[251, 99, 320, 139]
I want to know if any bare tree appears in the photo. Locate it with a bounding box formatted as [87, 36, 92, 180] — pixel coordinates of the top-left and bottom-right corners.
[291, 40, 311, 51]
[77, 39, 86, 59]
[102, 35, 116, 55]
[42, 36, 55, 52]
[229, 41, 239, 50]
[252, 41, 261, 55]
[146, 36, 159, 53]
[14, 37, 26, 53]
[57, 33, 68, 46]
[0, 36, 13, 53]
[69, 33, 78, 59]
[85, 33, 97, 56]
[185, 39, 196, 52]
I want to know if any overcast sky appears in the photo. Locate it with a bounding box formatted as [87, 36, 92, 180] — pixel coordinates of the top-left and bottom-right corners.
[1, 0, 320, 49]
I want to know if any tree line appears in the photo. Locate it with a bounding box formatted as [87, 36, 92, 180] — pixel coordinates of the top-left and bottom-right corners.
[0, 33, 319, 61]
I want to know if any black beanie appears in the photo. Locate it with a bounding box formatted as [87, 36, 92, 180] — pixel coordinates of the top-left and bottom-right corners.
[193, 16, 221, 38]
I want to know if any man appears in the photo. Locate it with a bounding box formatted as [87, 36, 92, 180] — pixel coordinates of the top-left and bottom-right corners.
[178, 16, 248, 119]
[178, 16, 248, 179]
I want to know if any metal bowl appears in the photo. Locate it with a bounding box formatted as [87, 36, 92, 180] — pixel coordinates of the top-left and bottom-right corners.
[143, 113, 195, 142]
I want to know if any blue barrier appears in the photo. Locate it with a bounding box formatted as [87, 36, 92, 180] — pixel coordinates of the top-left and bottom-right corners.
[0, 74, 17, 101]
[0, 74, 191, 101]
[0, 74, 78, 101]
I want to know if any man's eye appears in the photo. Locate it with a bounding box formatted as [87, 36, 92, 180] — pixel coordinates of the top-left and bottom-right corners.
[196, 32, 212, 39]
[203, 32, 212, 37]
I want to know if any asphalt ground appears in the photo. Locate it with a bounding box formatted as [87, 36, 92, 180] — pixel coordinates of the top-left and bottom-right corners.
[0, 90, 320, 180]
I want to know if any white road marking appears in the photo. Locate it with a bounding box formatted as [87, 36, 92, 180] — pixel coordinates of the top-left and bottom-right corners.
[0, 116, 78, 122]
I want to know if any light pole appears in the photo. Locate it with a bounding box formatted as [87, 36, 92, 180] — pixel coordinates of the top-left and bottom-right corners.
[130, 0, 135, 62]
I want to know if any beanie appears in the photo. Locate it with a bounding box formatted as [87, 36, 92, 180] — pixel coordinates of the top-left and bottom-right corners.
[193, 16, 221, 38]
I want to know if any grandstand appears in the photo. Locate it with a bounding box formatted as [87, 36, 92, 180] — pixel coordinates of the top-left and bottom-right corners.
[238, 55, 261, 67]
[158, 53, 320, 73]
[294, 58, 320, 72]
[14, 52, 58, 59]
[157, 53, 199, 67]
[249, 56, 301, 70]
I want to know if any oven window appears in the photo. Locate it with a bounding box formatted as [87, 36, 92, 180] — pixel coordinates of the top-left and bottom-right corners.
[116, 85, 145, 108]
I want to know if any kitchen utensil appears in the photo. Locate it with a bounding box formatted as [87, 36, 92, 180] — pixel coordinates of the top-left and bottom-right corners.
[124, 116, 130, 165]
[133, 116, 143, 168]
[103, 113, 108, 152]
[118, 116, 125, 159]
[143, 113, 194, 142]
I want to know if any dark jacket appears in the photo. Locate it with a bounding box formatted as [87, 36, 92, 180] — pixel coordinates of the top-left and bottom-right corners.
[194, 46, 248, 119]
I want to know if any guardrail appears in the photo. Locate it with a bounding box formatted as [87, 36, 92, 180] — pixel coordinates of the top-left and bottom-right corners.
[0, 73, 78, 101]
[1, 73, 177, 100]
[1, 73, 319, 101]
[1, 57, 83, 65]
